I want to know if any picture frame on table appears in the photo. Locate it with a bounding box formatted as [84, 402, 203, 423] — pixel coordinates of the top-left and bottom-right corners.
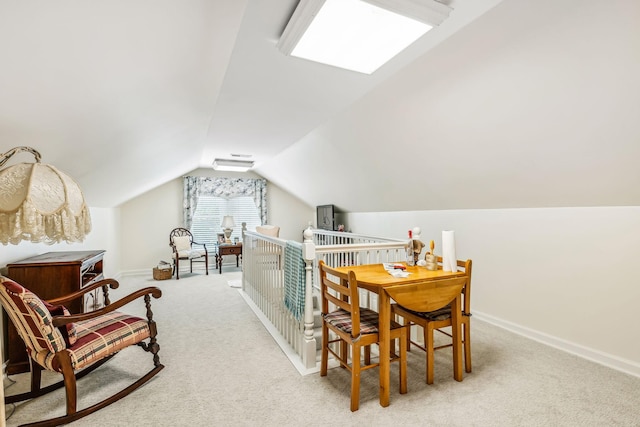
[217, 233, 226, 244]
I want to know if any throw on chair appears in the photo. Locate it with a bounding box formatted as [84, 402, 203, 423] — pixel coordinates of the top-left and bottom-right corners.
[169, 227, 209, 279]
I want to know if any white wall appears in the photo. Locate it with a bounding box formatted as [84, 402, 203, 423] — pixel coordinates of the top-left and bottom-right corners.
[118, 177, 183, 273]
[118, 168, 314, 273]
[346, 206, 640, 375]
[259, 0, 640, 214]
[267, 182, 315, 241]
[0, 207, 120, 275]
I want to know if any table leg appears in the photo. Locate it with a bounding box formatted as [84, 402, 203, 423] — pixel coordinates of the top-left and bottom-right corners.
[378, 291, 390, 407]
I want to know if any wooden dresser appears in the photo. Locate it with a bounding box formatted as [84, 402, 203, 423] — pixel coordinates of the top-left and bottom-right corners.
[3, 250, 105, 374]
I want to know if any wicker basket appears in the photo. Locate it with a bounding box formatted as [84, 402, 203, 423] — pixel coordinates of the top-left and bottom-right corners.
[153, 267, 172, 280]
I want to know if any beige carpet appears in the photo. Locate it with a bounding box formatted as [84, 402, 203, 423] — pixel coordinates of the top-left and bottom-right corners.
[4, 271, 640, 426]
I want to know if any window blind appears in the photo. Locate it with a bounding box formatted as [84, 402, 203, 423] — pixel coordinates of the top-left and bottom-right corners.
[190, 196, 261, 246]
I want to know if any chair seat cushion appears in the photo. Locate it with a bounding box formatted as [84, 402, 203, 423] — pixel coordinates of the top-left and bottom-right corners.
[403, 305, 452, 322]
[176, 249, 205, 259]
[324, 307, 380, 335]
[256, 225, 280, 237]
[36, 311, 151, 371]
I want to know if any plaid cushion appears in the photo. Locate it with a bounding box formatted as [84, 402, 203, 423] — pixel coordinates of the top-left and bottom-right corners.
[324, 307, 379, 335]
[0, 278, 67, 355]
[404, 305, 452, 322]
[43, 300, 77, 346]
[37, 311, 151, 371]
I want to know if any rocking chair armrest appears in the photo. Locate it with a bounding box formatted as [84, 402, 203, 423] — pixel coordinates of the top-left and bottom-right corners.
[51, 287, 162, 327]
[46, 279, 120, 306]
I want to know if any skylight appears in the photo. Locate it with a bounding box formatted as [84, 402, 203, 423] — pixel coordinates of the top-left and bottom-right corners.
[278, 0, 452, 75]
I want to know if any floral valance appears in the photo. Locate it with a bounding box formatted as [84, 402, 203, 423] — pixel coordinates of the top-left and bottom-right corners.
[183, 176, 267, 229]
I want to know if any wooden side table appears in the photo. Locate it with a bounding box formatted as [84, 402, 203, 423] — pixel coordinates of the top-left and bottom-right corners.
[216, 243, 242, 274]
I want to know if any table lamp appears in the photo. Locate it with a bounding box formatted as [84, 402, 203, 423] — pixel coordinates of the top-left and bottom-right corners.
[221, 215, 235, 244]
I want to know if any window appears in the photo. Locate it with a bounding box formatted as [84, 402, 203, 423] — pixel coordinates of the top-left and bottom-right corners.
[190, 196, 261, 246]
[183, 176, 267, 243]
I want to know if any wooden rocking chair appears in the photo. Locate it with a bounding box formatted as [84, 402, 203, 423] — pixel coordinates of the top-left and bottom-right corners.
[0, 275, 164, 427]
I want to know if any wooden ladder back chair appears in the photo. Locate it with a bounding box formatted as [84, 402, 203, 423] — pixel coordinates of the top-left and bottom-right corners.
[169, 227, 209, 279]
[318, 261, 407, 412]
[0, 276, 164, 427]
[391, 258, 472, 384]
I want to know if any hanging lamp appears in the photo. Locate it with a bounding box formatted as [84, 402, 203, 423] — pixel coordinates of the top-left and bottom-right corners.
[0, 146, 91, 245]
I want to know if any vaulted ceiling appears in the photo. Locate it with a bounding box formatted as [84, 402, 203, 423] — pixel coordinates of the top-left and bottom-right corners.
[1, 0, 638, 212]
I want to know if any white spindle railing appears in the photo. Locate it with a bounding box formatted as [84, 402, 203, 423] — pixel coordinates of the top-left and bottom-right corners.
[242, 227, 408, 374]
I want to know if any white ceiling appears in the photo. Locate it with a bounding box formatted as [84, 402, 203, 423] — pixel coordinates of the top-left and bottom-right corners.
[2, 0, 639, 212]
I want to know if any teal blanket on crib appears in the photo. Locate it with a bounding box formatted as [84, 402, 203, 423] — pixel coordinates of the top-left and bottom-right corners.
[284, 241, 306, 321]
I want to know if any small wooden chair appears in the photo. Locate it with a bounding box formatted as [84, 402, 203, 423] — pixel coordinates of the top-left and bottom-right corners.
[169, 227, 209, 279]
[0, 275, 163, 427]
[391, 258, 472, 384]
[319, 261, 407, 411]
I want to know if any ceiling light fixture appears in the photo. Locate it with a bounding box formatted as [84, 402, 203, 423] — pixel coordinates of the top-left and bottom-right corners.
[212, 158, 255, 172]
[277, 0, 453, 75]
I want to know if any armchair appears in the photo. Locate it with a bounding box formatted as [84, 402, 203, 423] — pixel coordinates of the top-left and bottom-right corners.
[0, 275, 163, 427]
[169, 227, 209, 279]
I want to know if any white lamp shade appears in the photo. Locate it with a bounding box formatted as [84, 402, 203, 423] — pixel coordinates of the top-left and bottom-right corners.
[221, 215, 236, 229]
[0, 162, 92, 245]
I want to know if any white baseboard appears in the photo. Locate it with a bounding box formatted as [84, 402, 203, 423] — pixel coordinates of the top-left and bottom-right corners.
[473, 311, 640, 379]
[117, 269, 148, 278]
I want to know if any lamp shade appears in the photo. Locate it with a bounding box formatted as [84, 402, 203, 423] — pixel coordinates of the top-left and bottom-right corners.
[221, 215, 236, 229]
[0, 148, 91, 245]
